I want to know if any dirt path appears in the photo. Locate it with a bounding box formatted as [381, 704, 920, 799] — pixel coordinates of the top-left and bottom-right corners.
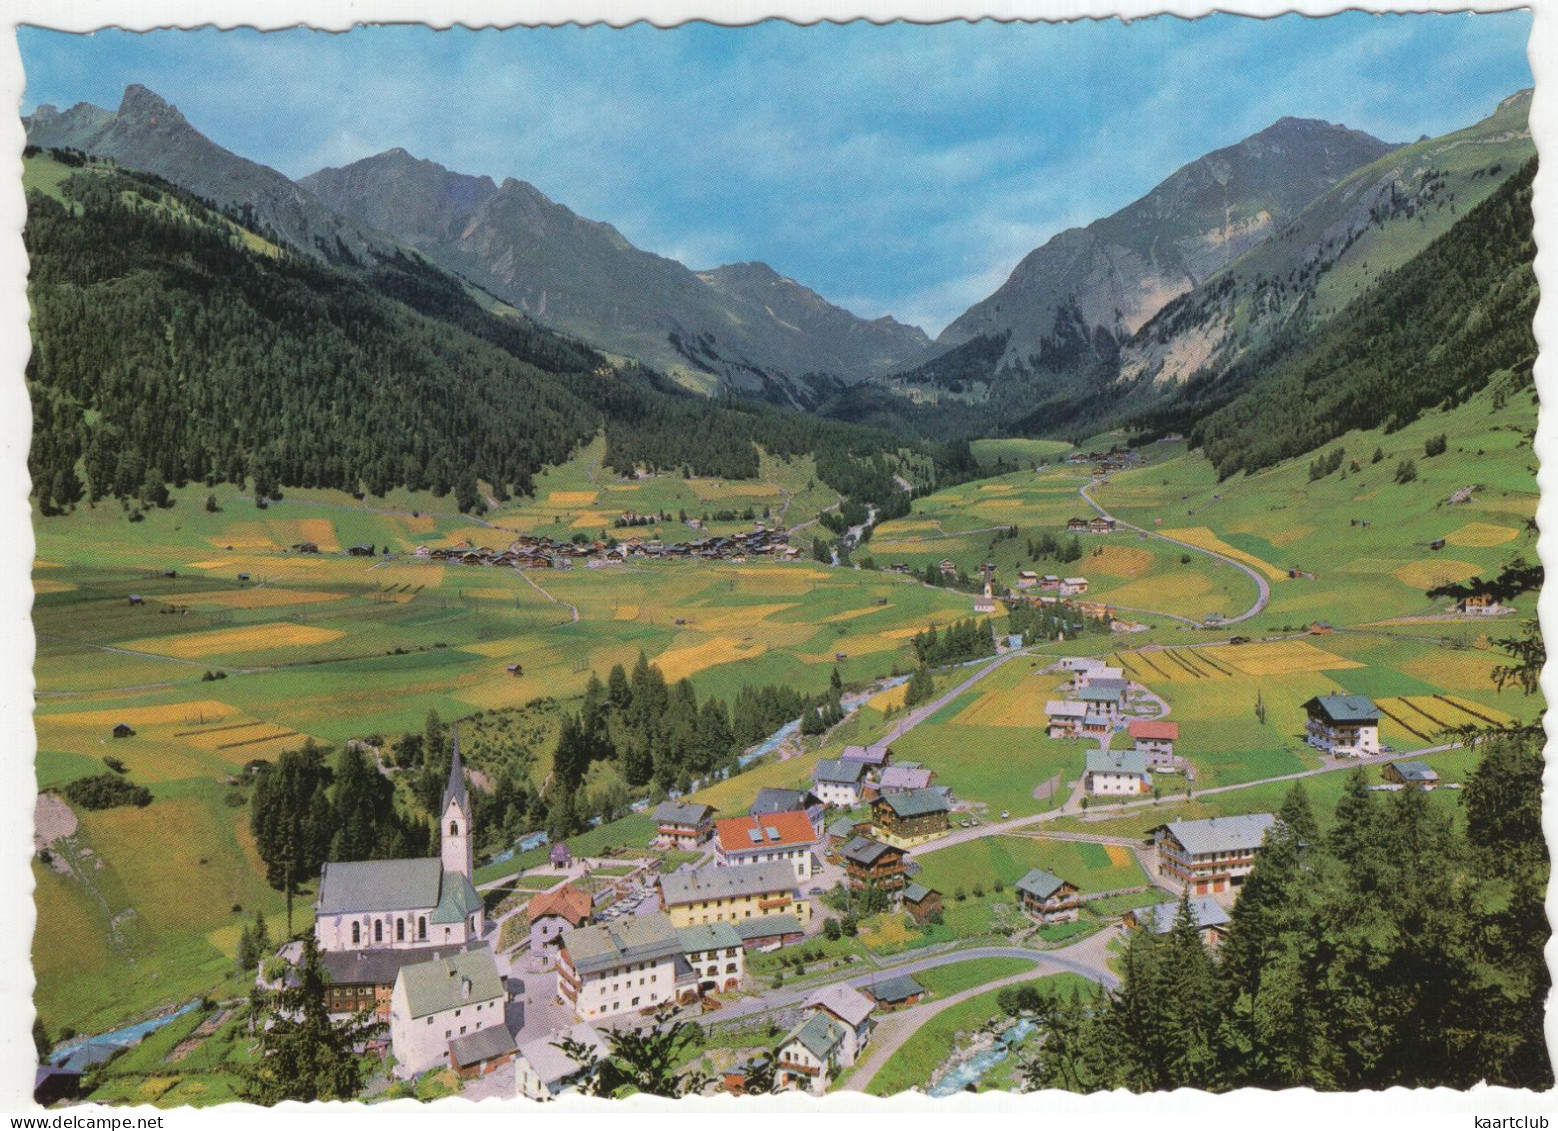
[517, 570, 580, 624]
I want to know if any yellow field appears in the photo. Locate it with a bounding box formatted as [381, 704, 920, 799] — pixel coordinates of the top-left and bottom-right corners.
[1390, 559, 1483, 588]
[655, 635, 767, 682]
[1219, 640, 1362, 677]
[570, 511, 613, 529]
[1157, 528, 1290, 581]
[292, 518, 339, 550]
[1115, 647, 1231, 682]
[689, 748, 823, 813]
[1400, 650, 1496, 689]
[39, 699, 241, 730]
[35, 559, 64, 569]
[175, 588, 348, 609]
[1104, 844, 1133, 867]
[1445, 521, 1520, 547]
[671, 603, 797, 631]
[124, 622, 345, 659]
[548, 491, 599, 506]
[186, 554, 336, 580]
[953, 684, 1048, 728]
[874, 519, 941, 535]
[206, 522, 279, 551]
[823, 605, 892, 624]
[1438, 694, 1515, 726]
[1087, 545, 1156, 578]
[1093, 571, 1217, 609]
[34, 578, 77, 594]
[691, 481, 777, 499]
[614, 605, 640, 621]
[871, 536, 972, 556]
[976, 483, 1017, 493]
[867, 684, 908, 713]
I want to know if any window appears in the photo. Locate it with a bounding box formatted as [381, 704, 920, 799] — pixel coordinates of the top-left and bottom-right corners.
[427, 1018, 433, 1026]
[396, 919, 405, 942]
[418, 916, 427, 940]
[351, 922, 361, 945]
[446, 1029, 452, 1038]
[374, 920, 383, 943]
[632, 997, 640, 1007]
[450, 820, 460, 837]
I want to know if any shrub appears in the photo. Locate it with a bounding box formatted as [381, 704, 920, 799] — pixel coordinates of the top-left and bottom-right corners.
[953, 887, 967, 902]
[102, 756, 127, 774]
[1395, 458, 1419, 484]
[62, 773, 152, 810]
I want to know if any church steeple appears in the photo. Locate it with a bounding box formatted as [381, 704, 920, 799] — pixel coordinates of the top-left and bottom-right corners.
[440, 728, 473, 880]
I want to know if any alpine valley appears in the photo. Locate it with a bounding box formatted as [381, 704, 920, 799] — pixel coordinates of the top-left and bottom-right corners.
[21, 72, 1548, 1110]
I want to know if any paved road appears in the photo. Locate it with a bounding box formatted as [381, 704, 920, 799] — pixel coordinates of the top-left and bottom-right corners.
[1080, 479, 1271, 625]
[866, 643, 1055, 755]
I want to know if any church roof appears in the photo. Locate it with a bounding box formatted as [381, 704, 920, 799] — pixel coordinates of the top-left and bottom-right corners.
[431, 871, 483, 925]
[317, 858, 444, 915]
[443, 729, 469, 815]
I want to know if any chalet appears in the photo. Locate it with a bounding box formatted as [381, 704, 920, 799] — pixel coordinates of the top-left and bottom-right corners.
[527, 882, 593, 957]
[111, 723, 135, 739]
[1041, 574, 1062, 590]
[776, 1012, 847, 1094]
[713, 811, 817, 882]
[555, 912, 684, 1021]
[1287, 568, 1316, 580]
[33, 1066, 81, 1108]
[876, 763, 935, 794]
[1383, 760, 1441, 789]
[388, 947, 509, 1077]
[1128, 718, 1179, 765]
[1124, 897, 1231, 949]
[322, 944, 481, 1021]
[750, 787, 827, 836]
[1046, 700, 1088, 739]
[1014, 868, 1081, 922]
[348, 544, 375, 556]
[1302, 695, 1380, 757]
[1078, 684, 1126, 718]
[1309, 621, 1335, 635]
[939, 558, 958, 577]
[1066, 517, 1089, 532]
[237, 572, 251, 581]
[1088, 517, 1116, 534]
[839, 836, 909, 895]
[657, 860, 811, 930]
[1457, 593, 1505, 616]
[1017, 570, 1040, 589]
[803, 983, 876, 1066]
[1155, 812, 1276, 895]
[1059, 577, 1090, 596]
[870, 788, 950, 849]
[863, 973, 924, 1010]
[515, 1023, 606, 1100]
[1082, 713, 1114, 737]
[506, 664, 523, 677]
[1085, 749, 1152, 796]
[653, 800, 717, 850]
[902, 882, 943, 925]
[812, 757, 868, 808]
[732, 913, 805, 951]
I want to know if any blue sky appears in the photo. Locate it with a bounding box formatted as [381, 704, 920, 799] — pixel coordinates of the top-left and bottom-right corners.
[19, 14, 1533, 335]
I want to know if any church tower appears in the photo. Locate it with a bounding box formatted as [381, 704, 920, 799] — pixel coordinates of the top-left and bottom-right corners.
[440, 729, 474, 880]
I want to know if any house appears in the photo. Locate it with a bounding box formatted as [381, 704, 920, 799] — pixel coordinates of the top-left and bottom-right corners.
[841, 744, 891, 774]
[1066, 517, 1089, 532]
[1085, 749, 1152, 796]
[1072, 664, 1125, 690]
[750, 787, 826, 837]
[1125, 897, 1232, 949]
[111, 722, 135, 739]
[1077, 684, 1126, 718]
[314, 739, 483, 952]
[449, 1024, 519, 1079]
[321, 944, 481, 1020]
[732, 914, 806, 951]
[348, 544, 375, 556]
[1041, 574, 1062, 590]
[1017, 570, 1040, 589]
[1383, 760, 1441, 789]
[677, 922, 747, 993]
[1457, 593, 1505, 616]
[1014, 868, 1081, 922]
[1082, 713, 1114, 738]
[870, 788, 950, 848]
[938, 558, 958, 576]
[713, 811, 816, 883]
[876, 764, 935, 794]
[839, 836, 909, 896]
[862, 973, 924, 1010]
[515, 1023, 606, 1100]
[505, 664, 523, 677]
[824, 816, 863, 862]
[1088, 517, 1116, 534]
[657, 860, 811, 929]
[812, 757, 868, 808]
[1046, 700, 1089, 739]
[803, 983, 876, 1066]
[902, 882, 943, 925]
[776, 1013, 847, 1094]
[388, 946, 509, 1077]
[1302, 695, 1381, 757]
[555, 912, 685, 1021]
[653, 800, 717, 849]
[1128, 718, 1179, 765]
[527, 882, 593, 957]
[1154, 812, 1276, 895]
[1059, 577, 1090, 596]
[550, 842, 573, 870]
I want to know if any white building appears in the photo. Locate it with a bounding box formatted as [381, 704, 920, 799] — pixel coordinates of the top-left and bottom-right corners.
[1060, 577, 1090, 596]
[1302, 695, 1381, 757]
[555, 912, 685, 1021]
[1085, 749, 1153, 796]
[387, 946, 509, 1077]
[811, 757, 867, 808]
[802, 983, 876, 1066]
[713, 811, 816, 883]
[776, 1012, 847, 1094]
[515, 1024, 607, 1100]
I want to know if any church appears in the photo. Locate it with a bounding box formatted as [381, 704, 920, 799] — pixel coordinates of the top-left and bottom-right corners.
[314, 734, 486, 952]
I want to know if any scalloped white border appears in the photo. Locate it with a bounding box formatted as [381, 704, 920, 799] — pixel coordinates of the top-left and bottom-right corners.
[1, 2, 1552, 1122]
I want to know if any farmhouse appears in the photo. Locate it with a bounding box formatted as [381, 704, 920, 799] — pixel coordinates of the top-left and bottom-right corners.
[677, 922, 746, 993]
[803, 983, 876, 1065]
[657, 860, 811, 929]
[839, 835, 909, 895]
[387, 946, 509, 1077]
[314, 740, 483, 952]
[812, 757, 868, 807]
[824, 816, 864, 861]
[1155, 812, 1277, 894]
[1078, 684, 1126, 718]
[1085, 749, 1153, 795]
[713, 811, 817, 882]
[1088, 517, 1116, 534]
[515, 1023, 606, 1100]
[111, 722, 135, 739]
[1457, 593, 1505, 616]
[554, 912, 686, 1021]
[863, 973, 925, 1010]
[1014, 868, 1081, 922]
[1383, 760, 1441, 789]
[870, 788, 951, 848]
[653, 800, 717, 849]
[841, 744, 891, 774]
[776, 1013, 847, 1094]
[939, 558, 958, 576]
[1046, 700, 1089, 739]
[1125, 897, 1232, 949]
[1059, 577, 1090, 596]
[527, 882, 594, 958]
[1302, 695, 1381, 757]
[1128, 718, 1179, 764]
[902, 882, 943, 925]
[1017, 570, 1040, 589]
[876, 763, 935, 794]
[1066, 517, 1089, 532]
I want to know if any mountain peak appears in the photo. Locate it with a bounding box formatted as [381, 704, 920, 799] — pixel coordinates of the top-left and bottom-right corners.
[118, 83, 186, 126]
